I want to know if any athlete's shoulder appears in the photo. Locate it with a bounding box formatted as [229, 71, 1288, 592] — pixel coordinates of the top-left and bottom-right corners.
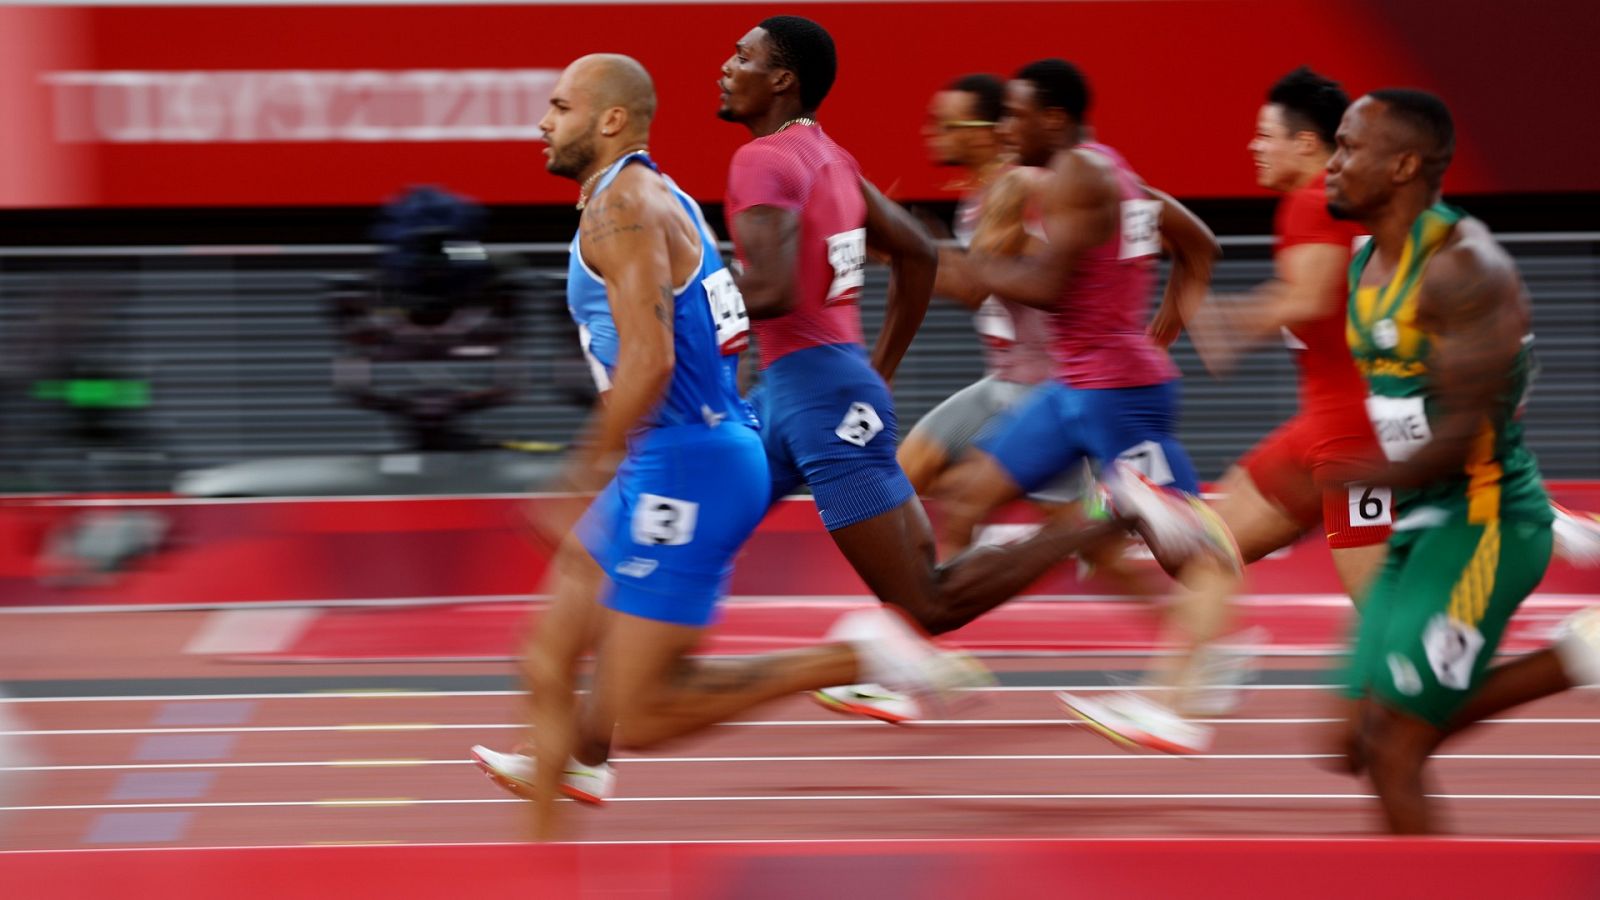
[1050, 147, 1121, 207]
[1421, 218, 1520, 312]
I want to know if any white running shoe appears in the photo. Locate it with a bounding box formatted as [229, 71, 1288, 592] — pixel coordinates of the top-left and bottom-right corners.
[1553, 503, 1600, 568]
[1058, 691, 1214, 755]
[812, 684, 922, 724]
[469, 745, 615, 806]
[1555, 607, 1600, 687]
[827, 607, 992, 706]
[1103, 461, 1240, 573]
[1182, 627, 1268, 717]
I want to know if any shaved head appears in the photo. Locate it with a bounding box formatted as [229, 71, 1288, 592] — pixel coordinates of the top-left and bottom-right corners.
[541, 54, 658, 182]
[567, 53, 657, 135]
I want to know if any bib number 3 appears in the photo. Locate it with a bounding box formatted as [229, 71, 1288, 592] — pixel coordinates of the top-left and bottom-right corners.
[1118, 199, 1162, 260]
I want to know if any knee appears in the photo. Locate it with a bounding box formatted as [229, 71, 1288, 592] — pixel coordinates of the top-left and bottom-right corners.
[1360, 716, 1429, 782]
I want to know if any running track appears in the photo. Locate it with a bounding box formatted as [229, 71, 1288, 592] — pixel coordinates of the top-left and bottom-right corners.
[2, 600, 1600, 897]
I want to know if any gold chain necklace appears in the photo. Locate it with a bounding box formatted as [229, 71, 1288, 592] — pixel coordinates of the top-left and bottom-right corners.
[576, 145, 649, 210]
[773, 117, 817, 135]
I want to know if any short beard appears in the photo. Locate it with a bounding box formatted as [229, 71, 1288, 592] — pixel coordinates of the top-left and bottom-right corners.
[547, 128, 598, 180]
[716, 105, 738, 123]
[1326, 198, 1357, 220]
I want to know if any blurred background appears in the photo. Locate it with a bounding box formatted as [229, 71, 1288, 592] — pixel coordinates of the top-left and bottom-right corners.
[0, 0, 1597, 879]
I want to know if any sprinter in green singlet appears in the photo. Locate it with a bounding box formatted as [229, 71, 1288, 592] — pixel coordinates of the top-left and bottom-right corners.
[1323, 88, 1553, 834]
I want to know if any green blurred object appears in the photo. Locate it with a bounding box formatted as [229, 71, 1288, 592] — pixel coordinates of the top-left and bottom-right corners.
[31, 379, 151, 409]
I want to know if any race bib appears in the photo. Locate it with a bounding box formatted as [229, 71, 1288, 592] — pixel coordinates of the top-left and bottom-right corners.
[1423, 613, 1484, 691]
[1366, 394, 1432, 462]
[1347, 484, 1393, 527]
[824, 228, 866, 306]
[835, 401, 885, 447]
[577, 323, 612, 393]
[1117, 440, 1175, 487]
[631, 494, 699, 547]
[1118, 199, 1162, 260]
[974, 297, 1017, 344]
[700, 267, 750, 354]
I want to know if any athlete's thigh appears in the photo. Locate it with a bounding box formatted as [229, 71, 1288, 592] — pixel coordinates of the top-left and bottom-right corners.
[1212, 464, 1307, 565]
[527, 532, 610, 663]
[590, 610, 706, 724]
[1365, 520, 1553, 727]
[586, 426, 769, 629]
[747, 385, 805, 505]
[826, 498, 941, 610]
[906, 376, 1015, 460]
[1076, 381, 1199, 493]
[779, 357, 915, 532]
[973, 381, 1090, 493]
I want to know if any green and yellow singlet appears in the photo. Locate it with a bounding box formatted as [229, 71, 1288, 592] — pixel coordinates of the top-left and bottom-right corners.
[1346, 202, 1549, 528]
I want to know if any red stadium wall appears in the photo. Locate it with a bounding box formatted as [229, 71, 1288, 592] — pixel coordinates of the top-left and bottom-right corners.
[0, 0, 1594, 209]
[3, 488, 1598, 609]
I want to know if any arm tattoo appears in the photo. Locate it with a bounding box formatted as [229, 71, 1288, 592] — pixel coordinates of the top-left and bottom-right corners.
[655, 285, 673, 328]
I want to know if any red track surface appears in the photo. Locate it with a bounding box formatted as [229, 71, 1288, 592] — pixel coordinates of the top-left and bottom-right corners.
[2, 604, 1598, 850]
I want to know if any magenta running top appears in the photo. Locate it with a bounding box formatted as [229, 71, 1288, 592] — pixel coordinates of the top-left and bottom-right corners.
[954, 178, 1054, 386]
[1047, 142, 1178, 389]
[725, 125, 867, 369]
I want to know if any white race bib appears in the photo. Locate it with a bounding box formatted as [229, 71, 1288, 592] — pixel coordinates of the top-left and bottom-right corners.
[1347, 484, 1393, 527]
[1117, 440, 1175, 487]
[824, 228, 866, 306]
[631, 494, 699, 546]
[835, 401, 885, 447]
[974, 297, 1017, 343]
[700, 267, 750, 354]
[577, 323, 612, 393]
[1366, 394, 1432, 462]
[1118, 199, 1162, 260]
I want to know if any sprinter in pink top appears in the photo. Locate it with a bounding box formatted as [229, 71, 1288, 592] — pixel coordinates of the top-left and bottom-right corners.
[935, 59, 1244, 754]
[715, 21, 1221, 727]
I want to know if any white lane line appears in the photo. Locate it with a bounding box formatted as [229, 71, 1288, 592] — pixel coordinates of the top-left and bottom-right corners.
[182, 608, 317, 655]
[7, 683, 1596, 704]
[11, 716, 1600, 737]
[13, 792, 1600, 812]
[11, 752, 1600, 773]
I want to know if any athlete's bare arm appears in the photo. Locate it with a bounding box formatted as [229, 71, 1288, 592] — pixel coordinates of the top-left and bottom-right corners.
[956, 149, 1119, 309]
[1375, 224, 1527, 489]
[729, 205, 800, 319]
[862, 178, 937, 383]
[1146, 185, 1220, 347]
[568, 167, 683, 481]
[1184, 240, 1346, 372]
[935, 168, 1039, 309]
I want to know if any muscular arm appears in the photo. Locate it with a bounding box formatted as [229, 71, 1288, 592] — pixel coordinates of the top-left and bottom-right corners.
[1146, 185, 1220, 347]
[1372, 238, 1527, 490]
[935, 168, 1037, 309]
[1183, 241, 1346, 371]
[958, 151, 1118, 309]
[569, 174, 677, 479]
[862, 178, 936, 382]
[728, 206, 800, 319]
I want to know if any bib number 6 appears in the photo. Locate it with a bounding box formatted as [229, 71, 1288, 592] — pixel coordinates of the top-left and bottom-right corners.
[1348, 484, 1392, 526]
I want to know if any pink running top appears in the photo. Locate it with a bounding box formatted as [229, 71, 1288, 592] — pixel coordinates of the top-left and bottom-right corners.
[954, 178, 1054, 386]
[725, 125, 866, 369]
[1047, 142, 1178, 389]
